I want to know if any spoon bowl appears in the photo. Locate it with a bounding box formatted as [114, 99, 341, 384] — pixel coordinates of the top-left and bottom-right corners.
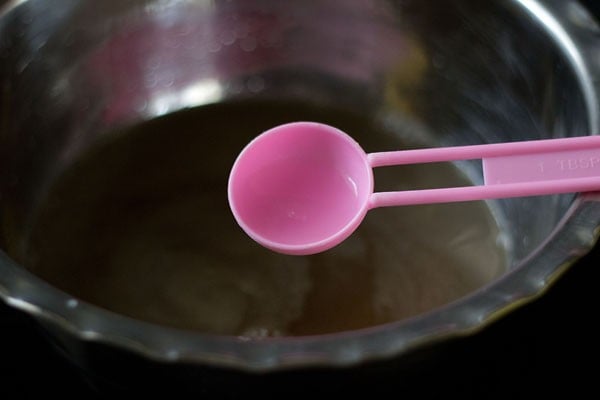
[228, 122, 373, 255]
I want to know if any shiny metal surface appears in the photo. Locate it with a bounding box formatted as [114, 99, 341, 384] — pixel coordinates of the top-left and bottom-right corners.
[0, 0, 599, 371]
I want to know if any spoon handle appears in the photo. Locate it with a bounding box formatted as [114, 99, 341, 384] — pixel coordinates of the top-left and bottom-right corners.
[367, 135, 600, 209]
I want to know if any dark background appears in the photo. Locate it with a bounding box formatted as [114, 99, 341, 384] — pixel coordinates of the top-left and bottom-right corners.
[2, 1, 600, 397]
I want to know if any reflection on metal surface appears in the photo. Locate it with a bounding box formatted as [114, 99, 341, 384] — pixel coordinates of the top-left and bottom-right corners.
[0, 0, 27, 14]
[517, 0, 599, 131]
[147, 79, 224, 116]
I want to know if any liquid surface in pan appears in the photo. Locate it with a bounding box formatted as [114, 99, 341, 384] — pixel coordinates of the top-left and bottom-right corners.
[23, 100, 506, 337]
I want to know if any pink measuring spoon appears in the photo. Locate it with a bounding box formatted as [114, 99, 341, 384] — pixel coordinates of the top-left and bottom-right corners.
[228, 122, 600, 255]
